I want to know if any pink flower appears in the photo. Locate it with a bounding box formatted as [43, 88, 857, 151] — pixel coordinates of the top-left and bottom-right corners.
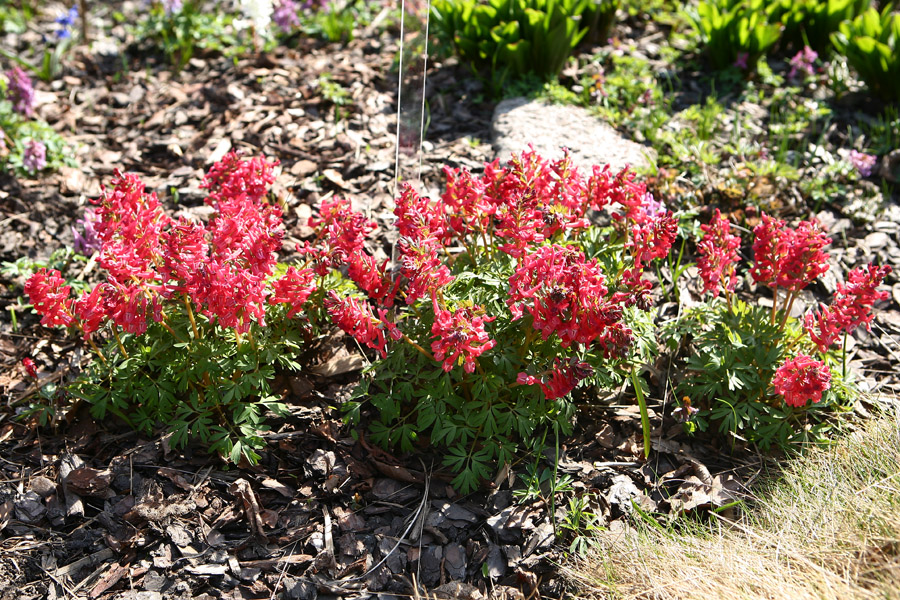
[23, 139, 46, 173]
[788, 46, 818, 80]
[430, 298, 496, 373]
[25, 269, 74, 327]
[5, 66, 34, 117]
[751, 213, 831, 292]
[848, 150, 877, 178]
[772, 354, 831, 408]
[734, 52, 749, 70]
[697, 209, 741, 297]
[804, 263, 892, 352]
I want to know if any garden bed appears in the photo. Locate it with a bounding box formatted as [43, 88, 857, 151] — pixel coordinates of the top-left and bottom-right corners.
[1, 1, 899, 599]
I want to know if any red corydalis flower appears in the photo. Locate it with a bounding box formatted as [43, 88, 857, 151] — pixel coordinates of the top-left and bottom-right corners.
[441, 165, 492, 238]
[804, 263, 892, 352]
[347, 252, 397, 307]
[517, 358, 594, 400]
[395, 183, 448, 242]
[751, 213, 831, 292]
[628, 208, 677, 267]
[398, 237, 454, 304]
[201, 151, 278, 207]
[269, 266, 317, 318]
[508, 244, 624, 348]
[73, 283, 114, 337]
[105, 282, 162, 335]
[23, 357, 38, 379]
[92, 171, 170, 282]
[772, 354, 831, 408]
[324, 291, 396, 358]
[697, 209, 741, 297]
[430, 298, 496, 373]
[310, 196, 376, 265]
[25, 268, 74, 327]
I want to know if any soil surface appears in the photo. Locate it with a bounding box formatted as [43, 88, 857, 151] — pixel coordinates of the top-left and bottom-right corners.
[2, 5, 900, 600]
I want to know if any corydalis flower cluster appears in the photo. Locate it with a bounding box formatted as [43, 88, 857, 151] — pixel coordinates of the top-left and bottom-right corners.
[804, 263, 892, 352]
[772, 354, 832, 408]
[26, 152, 307, 339]
[4, 67, 35, 117]
[751, 213, 831, 293]
[697, 208, 740, 297]
[313, 148, 676, 400]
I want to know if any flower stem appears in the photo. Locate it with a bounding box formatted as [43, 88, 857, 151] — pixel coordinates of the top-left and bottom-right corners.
[842, 331, 848, 381]
[113, 329, 129, 359]
[778, 291, 797, 331]
[402, 334, 434, 361]
[184, 295, 200, 340]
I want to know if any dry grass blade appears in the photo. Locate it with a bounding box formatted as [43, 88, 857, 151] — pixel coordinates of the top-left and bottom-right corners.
[563, 409, 900, 600]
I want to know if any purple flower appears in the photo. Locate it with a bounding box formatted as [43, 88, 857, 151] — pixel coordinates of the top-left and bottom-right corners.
[73, 207, 102, 255]
[23, 139, 47, 173]
[274, 0, 300, 31]
[163, 0, 183, 14]
[5, 67, 35, 117]
[55, 5, 79, 40]
[789, 46, 818, 80]
[733, 52, 749, 70]
[848, 150, 877, 177]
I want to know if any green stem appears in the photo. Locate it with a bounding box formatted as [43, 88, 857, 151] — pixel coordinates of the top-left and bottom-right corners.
[842, 331, 848, 381]
[631, 366, 651, 459]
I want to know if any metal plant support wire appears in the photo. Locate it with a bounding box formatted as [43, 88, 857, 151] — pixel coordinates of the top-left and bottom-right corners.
[393, 0, 431, 193]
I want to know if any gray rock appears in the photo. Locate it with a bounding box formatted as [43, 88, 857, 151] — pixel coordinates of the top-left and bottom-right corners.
[492, 97, 656, 173]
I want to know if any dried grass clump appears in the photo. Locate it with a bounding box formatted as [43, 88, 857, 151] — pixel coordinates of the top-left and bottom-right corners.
[564, 409, 900, 600]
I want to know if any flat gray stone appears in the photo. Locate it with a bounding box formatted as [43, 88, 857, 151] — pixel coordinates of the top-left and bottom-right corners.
[491, 97, 656, 173]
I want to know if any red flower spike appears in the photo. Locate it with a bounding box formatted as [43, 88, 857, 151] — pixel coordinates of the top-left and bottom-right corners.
[74, 283, 113, 337]
[804, 263, 892, 352]
[310, 196, 376, 266]
[629, 209, 677, 267]
[772, 354, 831, 408]
[25, 269, 74, 327]
[202, 151, 278, 207]
[348, 252, 397, 307]
[324, 291, 391, 358]
[508, 244, 625, 348]
[518, 358, 594, 400]
[751, 213, 831, 292]
[92, 171, 170, 283]
[398, 237, 454, 304]
[430, 298, 496, 373]
[697, 209, 741, 297]
[269, 266, 317, 318]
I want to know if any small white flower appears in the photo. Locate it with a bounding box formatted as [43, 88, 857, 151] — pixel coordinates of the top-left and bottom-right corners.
[240, 0, 274, 34]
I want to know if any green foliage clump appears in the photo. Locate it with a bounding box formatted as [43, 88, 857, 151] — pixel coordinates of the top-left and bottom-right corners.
[432, 0, 614, 95]
[687, 0, 781, 70]
[664, 299, 851, 449]
[766, 0, 869, 53]
[831, 5, 900, 102]
[129, 0, 239, 69]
